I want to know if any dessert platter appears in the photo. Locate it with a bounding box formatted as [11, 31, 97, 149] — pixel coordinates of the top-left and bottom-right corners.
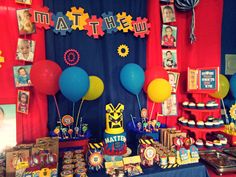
[199, 149, 236, 175]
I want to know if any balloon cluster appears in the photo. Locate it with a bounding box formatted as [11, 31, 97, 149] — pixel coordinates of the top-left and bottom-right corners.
[120, 63, 171, 104]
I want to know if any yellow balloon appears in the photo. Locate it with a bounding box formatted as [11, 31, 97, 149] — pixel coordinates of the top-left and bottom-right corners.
[83, 76, 104, 101]
[209, 74, 229, 99]
[147, 78, 172, 103]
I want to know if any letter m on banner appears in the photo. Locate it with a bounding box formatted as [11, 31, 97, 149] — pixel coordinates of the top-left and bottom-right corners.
[30, 7, 54, 29]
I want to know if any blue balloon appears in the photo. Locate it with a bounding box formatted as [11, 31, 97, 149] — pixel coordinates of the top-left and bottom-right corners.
[59, 67, 89, 102]
[120, 63, 145, 95]
[230, 73, 236, 99]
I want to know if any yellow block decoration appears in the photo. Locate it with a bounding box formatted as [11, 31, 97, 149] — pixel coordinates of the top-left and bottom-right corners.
[105, 103, 124, 134]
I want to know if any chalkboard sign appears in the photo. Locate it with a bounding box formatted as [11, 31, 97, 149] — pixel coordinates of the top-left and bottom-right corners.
[187, 67, 219, 93]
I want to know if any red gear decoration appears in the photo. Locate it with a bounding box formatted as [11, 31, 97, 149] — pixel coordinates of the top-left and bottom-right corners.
[30, 7, 54, 29]
[84, 15, 104, 39]
[132, 17, 151, 38]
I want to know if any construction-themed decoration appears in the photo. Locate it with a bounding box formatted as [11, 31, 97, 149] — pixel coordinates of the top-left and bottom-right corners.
[138, 137, 157, 166]
[230, 104, 236, 120]
[84, 15, 105, 39]
[105, 161, 124, 177]
[30, 7, 54, 29]
[123, 156, 143, 176]
[87, 142, 104, 171]
[116, 12, 133, 32]
[105, 103, 124, 134]
[66, 7, 89, 30]
[0, 50, 5, 68]
[61, 115, 74, 127]
[101, 12, 120, 34]
[132, 17, 151, 38]
[64, 49, 80, 66]
[52, 12, 72, 35]
[117, 44, 129, 58]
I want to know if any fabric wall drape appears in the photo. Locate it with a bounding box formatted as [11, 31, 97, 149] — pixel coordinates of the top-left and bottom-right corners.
[44, 0, 147, 140]
[147, 0, 223, 127]
[0, 0, 48, 143]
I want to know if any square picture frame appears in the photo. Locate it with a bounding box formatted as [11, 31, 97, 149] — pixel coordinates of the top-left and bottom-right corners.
[16, 8, 35, 35]
[15, 0, 32, 5]
[161, 4, 176, 23]
[162, 49, 177, 70]
[17, 90, 30, 114]
[0, 104, 17, 152]
[16, 38, 35, 62]
[161, 25, 177, 48]
[13, 65, 32, 88]
[162, 94, 178, 116]
[168, 71, 180, 93]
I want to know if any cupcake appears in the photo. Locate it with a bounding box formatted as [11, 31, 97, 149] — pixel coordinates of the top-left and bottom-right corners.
[182, 101, 189, 108]
[197, 102, 205, 109]
[212, 119, 221, 128]
[178, 117, 185, 124]
[219, 119, 225, 127]
[195, 139, 204, 148]
[213, 140, 222, 148]
[182, 119, 188, 126]
[206, 101, 218, 109]
[205, 141, 213, 148]
[188, 120, 195, 127]
[205, 121, 213, 128]
[207, 116, 215, 122]
[197, 121, 204, 128]
[219, 137, 227, 146]
[188, 102, 196, 109]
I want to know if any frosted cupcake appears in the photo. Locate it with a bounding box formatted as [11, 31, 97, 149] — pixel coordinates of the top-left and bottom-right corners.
[188, 102, 196, 109]
[197, 121, 204, 128]
[212, 120, 221, 128]
[207, 116, 215, 122]
[205, 121, 213, 128]
[219, 137, 227, 146]
[195, 139, 204, 148]
[213, 140, 222, 148]
[182, 119, 188, 126]
[206, 101, 218, 109]
[178, 117, 185, 124]
[182, 101, 189, 108]
[197, 102, 205, 109]
[188, 120, 195, 127]
[213, 102, 219, 108]
[205, 141, 213, 148]
[219, 119, 225, 127]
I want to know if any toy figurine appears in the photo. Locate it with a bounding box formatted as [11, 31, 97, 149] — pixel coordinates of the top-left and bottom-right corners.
[137, 122, 142, 131]
[141, 108, 148, 123]
[61, 128, 68, 139]
[74, 126, 79, 137]
[81, 124, 88, 137]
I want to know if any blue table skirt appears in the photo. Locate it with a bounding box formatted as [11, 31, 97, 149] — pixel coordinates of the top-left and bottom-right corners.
[87, 162, 210, 177]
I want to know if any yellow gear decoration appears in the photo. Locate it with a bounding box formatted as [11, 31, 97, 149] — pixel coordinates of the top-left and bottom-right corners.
[117, 44, 129, 57]
[66, 7, 89, 30]
[116, 12, 133, 32]
[230, 104, 236, 120]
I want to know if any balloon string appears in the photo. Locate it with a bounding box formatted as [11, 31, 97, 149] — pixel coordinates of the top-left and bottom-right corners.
[150, 102, 155, 122]
[136, 94, 142, 113]
[72, 102, 75, 130]
[221, 98, 229, 124]
[76, 98, 84, 128]
[53, 95, 62, 129]
[190, 8, 196, 43]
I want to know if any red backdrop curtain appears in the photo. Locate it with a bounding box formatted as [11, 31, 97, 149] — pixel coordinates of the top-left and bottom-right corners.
[147, 0, 223, 126]
[0, 0, 48, 143]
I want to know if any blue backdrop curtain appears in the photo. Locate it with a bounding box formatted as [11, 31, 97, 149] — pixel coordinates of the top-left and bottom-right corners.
[44, 0, 147, 142]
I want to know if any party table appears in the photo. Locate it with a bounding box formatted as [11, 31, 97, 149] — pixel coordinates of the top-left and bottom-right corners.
[88, 162, 209, 177]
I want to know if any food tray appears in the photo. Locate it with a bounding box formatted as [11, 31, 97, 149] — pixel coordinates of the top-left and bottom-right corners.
[223, 147, 236, 158]
[199, 150, 236, 175]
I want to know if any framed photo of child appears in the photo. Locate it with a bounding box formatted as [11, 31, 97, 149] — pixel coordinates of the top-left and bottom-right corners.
[15, 0, 32, 5]
[13, 65, 32, 88]
[162, 49, 177, 70]
[16, 8, 35, 35]
[161, 25, 177, 48]
[17, 90, 30, 114]
[16, 38, 35, 62]
[162, 94, 177, 116]
[161, 4, 176, 23]
[167, 71, 180, 93]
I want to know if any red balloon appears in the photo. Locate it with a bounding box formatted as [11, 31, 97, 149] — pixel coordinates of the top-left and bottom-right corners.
[30, 60, 62, 95]
[143, 67, 168, 93]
